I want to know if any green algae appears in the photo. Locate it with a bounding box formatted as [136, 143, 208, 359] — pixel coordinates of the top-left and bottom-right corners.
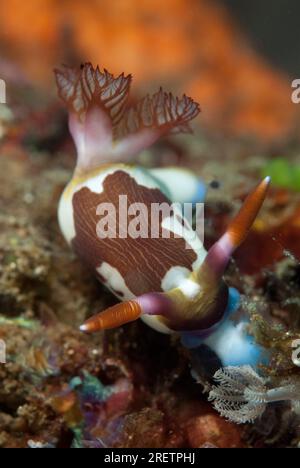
[0, 315, 39, 330]
[262, 158, 300, 191]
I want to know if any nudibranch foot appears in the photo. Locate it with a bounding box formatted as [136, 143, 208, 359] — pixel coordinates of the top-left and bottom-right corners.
[183, 299, 269, 371]
[202, 318, 268, 369]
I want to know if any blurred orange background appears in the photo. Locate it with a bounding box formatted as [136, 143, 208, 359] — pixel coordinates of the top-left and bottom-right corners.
[0, 0, 298, 142]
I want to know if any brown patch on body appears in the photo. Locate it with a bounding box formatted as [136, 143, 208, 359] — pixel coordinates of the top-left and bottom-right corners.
[72, 171, 197, 296]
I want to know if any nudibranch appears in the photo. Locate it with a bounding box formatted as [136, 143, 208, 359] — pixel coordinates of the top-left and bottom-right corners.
[55, 63, 270, 369]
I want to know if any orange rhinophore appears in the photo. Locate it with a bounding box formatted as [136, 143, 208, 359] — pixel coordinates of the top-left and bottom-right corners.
[203, 177, 271, 278]
[80, 301, 142, 333]
[226, 177, 271, 249]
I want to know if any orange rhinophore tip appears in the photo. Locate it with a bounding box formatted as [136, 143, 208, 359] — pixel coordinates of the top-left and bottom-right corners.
[226, 176, 270, 248]
[203, 177, 271, 278]
[79, 300, 142, 333]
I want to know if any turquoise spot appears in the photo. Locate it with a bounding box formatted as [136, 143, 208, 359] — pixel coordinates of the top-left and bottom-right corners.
[191, 179, 207, 205]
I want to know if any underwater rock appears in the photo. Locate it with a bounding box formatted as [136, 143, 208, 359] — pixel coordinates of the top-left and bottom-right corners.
[186, 412, 243, 448]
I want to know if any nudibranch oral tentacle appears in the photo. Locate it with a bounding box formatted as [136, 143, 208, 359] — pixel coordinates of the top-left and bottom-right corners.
[56, 63, 270, 370]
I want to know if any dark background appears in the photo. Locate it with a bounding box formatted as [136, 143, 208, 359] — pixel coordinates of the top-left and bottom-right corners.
[222, 0, 300, 76]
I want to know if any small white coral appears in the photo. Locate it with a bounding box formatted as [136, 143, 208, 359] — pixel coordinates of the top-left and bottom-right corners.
[209, 365, 300, 424]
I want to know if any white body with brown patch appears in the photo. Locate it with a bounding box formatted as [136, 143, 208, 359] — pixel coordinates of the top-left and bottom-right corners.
[58, 164, 207, 333]
[55, 63, 270, 363]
